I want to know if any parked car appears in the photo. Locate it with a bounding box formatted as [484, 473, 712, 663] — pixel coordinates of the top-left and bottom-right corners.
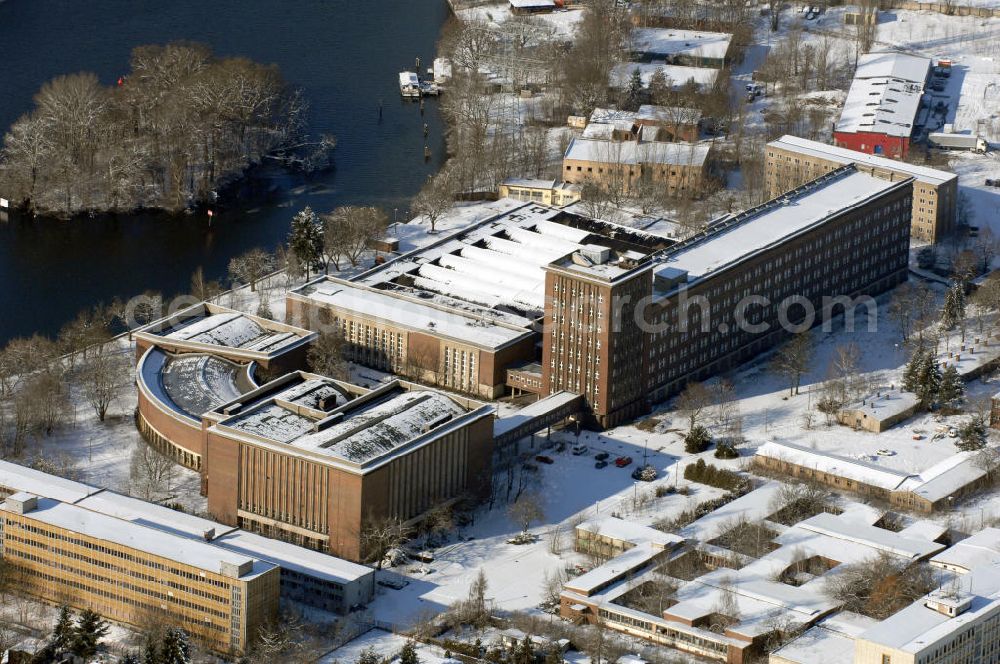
[595, 460, 608, 469]
[595, 452, 610, 461]
[571, 445, 589, 456]
[535, 455, 554, 464]
[615, 456, 633, 468]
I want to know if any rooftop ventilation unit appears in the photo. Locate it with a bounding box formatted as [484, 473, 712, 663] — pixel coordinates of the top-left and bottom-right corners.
[580, 244, 611, 265]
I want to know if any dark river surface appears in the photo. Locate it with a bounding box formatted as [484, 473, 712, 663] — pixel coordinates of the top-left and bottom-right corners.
[0, 0, 450, 343]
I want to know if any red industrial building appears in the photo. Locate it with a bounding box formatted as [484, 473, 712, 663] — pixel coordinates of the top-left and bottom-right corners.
[833, 51, 931, 160]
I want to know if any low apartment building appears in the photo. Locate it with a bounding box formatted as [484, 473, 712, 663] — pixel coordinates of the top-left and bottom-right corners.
[202, 374, 495, 561]
[765, 135, 957, 243]
[562, 137, 710, 198]
[0, 492, 279, 655]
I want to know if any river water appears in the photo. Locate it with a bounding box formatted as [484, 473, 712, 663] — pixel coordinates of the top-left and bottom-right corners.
[0, 0, 450, 343]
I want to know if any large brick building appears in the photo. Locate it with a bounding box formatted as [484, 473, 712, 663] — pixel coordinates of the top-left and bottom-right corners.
[833, 51, 931, 160]
[201, 373, 495, 561]
[289, 167, 913, 428]
[133, 303, 316, 470]
[548, 165, 913, 426]
[765, 134, 957, 243]
[0, 491, 279, 655]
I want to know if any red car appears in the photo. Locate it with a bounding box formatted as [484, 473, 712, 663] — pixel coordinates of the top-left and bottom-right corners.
[614, 456, 633, 468]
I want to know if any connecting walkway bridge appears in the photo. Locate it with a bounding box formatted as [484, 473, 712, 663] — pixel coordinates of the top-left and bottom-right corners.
[493, 391, 584, 451]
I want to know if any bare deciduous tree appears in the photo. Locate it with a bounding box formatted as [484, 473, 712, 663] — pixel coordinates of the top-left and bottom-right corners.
[79, 347, 130, 422]
[129, 444, 177, 501]
[228, 248, 275, 292]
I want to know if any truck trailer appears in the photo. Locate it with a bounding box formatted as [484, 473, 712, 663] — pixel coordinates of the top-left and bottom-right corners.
[928, 132, 988, 153]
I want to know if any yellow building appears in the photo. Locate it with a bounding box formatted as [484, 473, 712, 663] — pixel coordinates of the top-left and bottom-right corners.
[0, 492, 279, 655]
[498, 179, 582, 207]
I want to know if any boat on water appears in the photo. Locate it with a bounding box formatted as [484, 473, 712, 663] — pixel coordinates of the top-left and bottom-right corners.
[399, 71, 421, 99]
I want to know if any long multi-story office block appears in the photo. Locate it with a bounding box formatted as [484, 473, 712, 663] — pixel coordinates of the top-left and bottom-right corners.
[546, 165, 913, 426]
[0, 491, 279, 655]
[765, 134, 957, 243]
[0, 460, 375, 616]
[287, 166, 912, 428]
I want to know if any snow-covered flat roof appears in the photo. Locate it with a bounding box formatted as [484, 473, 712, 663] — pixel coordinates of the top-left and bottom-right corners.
[291, 389, 467, 463]
[219, 382, 488, 469]
[213, 529, 372, 585]
[856, 51, 931, 84]
[0, 464, 369, 588]
[565, 541, 668, 595]
[899, 452, 987, 504]
[75, 490, 235, 541]
[795, 512, 944, 560]
[325, 202, 663, 328]
[655, 167, 901, 283]
[0, 461, 100, 504]
[4, 495, 273, 579]
[493, 390, 583, 437]
[836, 52, 930, 139]
[679, 481, 784, 542]
[502, 177, 559, 190]
[611, 63, 719, 91]
[769, 135, 957, 186]
[564, 137, 710, 167]
[576, 515, 684, 548]
[932, 529, 1000, 573]
[756, 440, 911, 491]
[302, 282, 532, 350]
[771, 617, 873, 664]
[841, 389, 920, 421]
[631, 28, 732, 62]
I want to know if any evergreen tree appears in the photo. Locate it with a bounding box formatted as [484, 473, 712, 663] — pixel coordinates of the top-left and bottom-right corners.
[120, 652, 141, 664]
[625, 68, 644, 110]
[957, 415, 988, 451]
[937, 365, 965, 409]
[70, 608, 110, 660]
[399, 641, 420, 664]
[357, 647, 381, 664]
[648, 68, 669, 105]
[142, 639, 161, 664]
[905, 349, 942, 410]
[942, 283, 966, 330]
[288, 206, 323, 279]
[902, 349, 923, 393]
[513, 636, 535, 664]
[684, 424, 712, 453]
[51, 605, 75, 653]
[160, 628, 190, 664]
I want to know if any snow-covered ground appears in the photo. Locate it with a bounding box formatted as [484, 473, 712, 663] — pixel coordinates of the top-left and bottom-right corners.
[456, 4, 585, 40]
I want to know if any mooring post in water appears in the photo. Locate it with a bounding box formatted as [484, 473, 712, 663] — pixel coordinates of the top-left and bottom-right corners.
[415, 56, 421, 71]
[424, 145, 431, 161]
[423, 123, 429, 137]
[419, 98, 424, 114]
[378, 99, 383, 122]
